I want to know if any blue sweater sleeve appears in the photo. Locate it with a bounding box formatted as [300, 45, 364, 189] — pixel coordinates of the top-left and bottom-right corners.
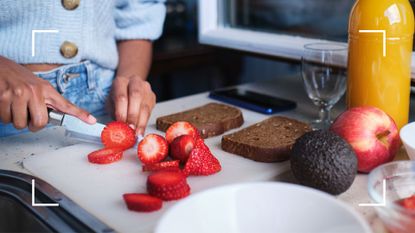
[114, 0, 166, 41]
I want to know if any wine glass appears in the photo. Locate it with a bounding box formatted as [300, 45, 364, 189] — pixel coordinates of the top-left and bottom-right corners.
[301, 43, 348, 129]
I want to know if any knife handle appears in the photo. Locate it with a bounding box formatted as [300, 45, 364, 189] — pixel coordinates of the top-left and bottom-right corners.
[27, 107, 63, 125]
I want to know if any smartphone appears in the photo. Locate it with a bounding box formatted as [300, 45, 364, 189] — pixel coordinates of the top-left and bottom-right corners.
[209, 88, 296, 114]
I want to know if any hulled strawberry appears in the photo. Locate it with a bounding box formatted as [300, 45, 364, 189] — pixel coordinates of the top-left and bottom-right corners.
[165, 121, 199, 144]
[170, 135, 195, 163]
[142, 160, 180, 172]
[183, 147, 221, 176]
[147, 171, 190, 201]
[101, 121, 136, 149]
[123, 193, 163, 212]
[87, 147, 124, 164]
[137, 134, 169, 165]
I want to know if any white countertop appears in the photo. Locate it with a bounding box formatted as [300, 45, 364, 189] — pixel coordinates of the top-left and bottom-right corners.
[1, 76, 406, 233]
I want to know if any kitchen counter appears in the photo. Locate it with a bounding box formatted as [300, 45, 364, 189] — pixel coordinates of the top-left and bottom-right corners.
[1, 75, 413, 233]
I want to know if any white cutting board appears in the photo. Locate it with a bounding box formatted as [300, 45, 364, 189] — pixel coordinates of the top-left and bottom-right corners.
[23, 93, 293, 233]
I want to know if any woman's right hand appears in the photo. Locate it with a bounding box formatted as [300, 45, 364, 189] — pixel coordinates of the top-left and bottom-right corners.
[0, 56, 96, 132]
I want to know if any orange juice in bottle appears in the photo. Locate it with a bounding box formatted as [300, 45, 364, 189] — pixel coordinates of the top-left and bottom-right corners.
[348, 0, 414, 129]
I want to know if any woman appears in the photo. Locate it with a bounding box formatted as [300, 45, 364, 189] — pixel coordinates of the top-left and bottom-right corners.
[0, 0, 166, 137]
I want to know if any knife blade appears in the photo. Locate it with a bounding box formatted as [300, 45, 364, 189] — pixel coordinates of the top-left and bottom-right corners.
[48, 110, 143, 147]
[48, 110, 106, 144]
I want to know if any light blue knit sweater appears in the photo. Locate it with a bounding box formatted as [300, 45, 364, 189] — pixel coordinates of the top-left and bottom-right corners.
[0, 0, 166, 70]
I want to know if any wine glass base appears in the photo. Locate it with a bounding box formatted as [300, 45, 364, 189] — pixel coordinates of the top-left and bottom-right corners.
[310, 119, 333, 130]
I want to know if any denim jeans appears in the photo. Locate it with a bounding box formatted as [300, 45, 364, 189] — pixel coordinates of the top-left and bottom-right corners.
[0, 61, 115, 137]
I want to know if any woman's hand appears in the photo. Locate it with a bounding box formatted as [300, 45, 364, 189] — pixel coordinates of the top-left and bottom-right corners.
[110, 75, 156, 136]
[0, 56, 96, 132]
[112, 40, 154, 136]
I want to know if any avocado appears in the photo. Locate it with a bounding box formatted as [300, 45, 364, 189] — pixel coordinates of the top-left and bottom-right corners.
[290, 130, 357, 195]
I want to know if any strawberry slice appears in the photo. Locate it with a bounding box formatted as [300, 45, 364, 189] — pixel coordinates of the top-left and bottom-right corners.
[400, 195, 415, 210]
[123, 193, 163, 212]
[170, 135, 195, 163]
[183, 147, 221, 176]
[101, 121, 136, 149]
[147, 171, 190, 201]
[165, 121, 198, 144]
[87, 148, 124, 164]
[142, 160, 180, 172]
[137, 134, 169, 165]
[195, 138, 209, 151]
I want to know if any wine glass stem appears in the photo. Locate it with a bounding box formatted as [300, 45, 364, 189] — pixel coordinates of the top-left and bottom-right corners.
[319, 106, 332, 129]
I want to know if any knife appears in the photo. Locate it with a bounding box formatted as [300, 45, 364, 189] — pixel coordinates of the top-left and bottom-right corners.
[47, 110, 143, 146]
[48, 110, 106, 144]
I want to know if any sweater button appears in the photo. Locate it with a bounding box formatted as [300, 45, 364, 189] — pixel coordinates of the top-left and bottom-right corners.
[60, 41, 78, 58]
[62, 0, 80, 10]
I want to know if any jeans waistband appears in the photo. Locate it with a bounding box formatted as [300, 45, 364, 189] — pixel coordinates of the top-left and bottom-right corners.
[34, 61, 96, 92]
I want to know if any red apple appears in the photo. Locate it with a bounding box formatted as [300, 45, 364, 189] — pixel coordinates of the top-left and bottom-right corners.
[330, 106, 400, 173]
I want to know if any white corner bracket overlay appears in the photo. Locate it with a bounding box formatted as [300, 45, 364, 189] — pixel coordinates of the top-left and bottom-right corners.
[32, 179, 59, 207]
[358, 30, 387, 57]
[31, 29, 59, 57]
[358, 179, 386, 207]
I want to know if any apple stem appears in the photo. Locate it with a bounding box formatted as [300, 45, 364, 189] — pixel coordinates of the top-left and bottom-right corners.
[376, 130, 390, 146]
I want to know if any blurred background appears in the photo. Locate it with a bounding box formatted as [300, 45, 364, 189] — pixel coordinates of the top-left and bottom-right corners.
[148, 0, 415, 101]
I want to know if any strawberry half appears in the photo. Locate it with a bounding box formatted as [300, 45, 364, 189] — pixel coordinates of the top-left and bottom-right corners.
[195, 138, 210, 151]
[137, 134, 169, 165]
[123, 193, 163, 212]
[400, 195, 415, 210]
[142, 160, 180, 172]
[101, 121, 136, 149]
[170, 135, 195, 163]
[165, 121, 198, 144]
[87, 147, 124, 164]
[147, 171, 190, 201]
[183, 147, 221, 176]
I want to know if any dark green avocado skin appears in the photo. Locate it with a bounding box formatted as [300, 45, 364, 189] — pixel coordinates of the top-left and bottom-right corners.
[291, 130, 358, 195]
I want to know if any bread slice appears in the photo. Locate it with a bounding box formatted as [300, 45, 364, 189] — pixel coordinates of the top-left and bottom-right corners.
[156, 103, 244, 138]
[221, 116, 311, 162]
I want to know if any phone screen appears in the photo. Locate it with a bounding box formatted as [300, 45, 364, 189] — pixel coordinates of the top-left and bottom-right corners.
[209, 88, 296, 114]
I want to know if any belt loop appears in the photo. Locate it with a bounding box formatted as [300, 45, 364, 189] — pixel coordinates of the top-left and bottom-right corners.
[84, 61, 95, 91]
[56, 67, 67, 94]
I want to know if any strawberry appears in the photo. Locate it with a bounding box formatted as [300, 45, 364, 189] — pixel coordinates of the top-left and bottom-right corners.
[195, 137, 209, 151]
[142, 160, 180, 172]
[123, 193, 163, 212]
[147, 171, 190, 201]
[400, 195, 415, 210]
[137, 134, 169, 165]
[101, 121, 136, 149]
[183, 147, 221, 176]
[165, 121, 198, 144]
[87, 147, 124, 164]
[170, 135, 195, 163]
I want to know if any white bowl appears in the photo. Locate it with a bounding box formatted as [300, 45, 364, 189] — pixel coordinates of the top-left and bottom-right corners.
[155, 182, 371, 233]
[400, 122, 415, 160]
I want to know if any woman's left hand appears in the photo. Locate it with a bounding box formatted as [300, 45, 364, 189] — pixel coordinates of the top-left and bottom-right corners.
[110, 74, 156, 136]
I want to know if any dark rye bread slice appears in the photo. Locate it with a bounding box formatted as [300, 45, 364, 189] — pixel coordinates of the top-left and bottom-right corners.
[221, 116, 311, 162]
[156, 103, 244, 138]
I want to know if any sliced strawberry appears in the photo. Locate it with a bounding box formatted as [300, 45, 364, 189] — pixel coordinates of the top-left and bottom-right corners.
[142, 160, 180, 172]
[148, 185, 190, 201]
[137, 134, 169, 165]
[195, 138, 209, 151]
[170, 135, 195, 163]
[101, 121, 136, 149]
[400, 195, 415, 210]
[183, 147, 221, 176]
[123, 193, 163, 212]
[165, 121, 198, 144]
[87, 148, 123, 164]
[147, 171, 191, 201]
